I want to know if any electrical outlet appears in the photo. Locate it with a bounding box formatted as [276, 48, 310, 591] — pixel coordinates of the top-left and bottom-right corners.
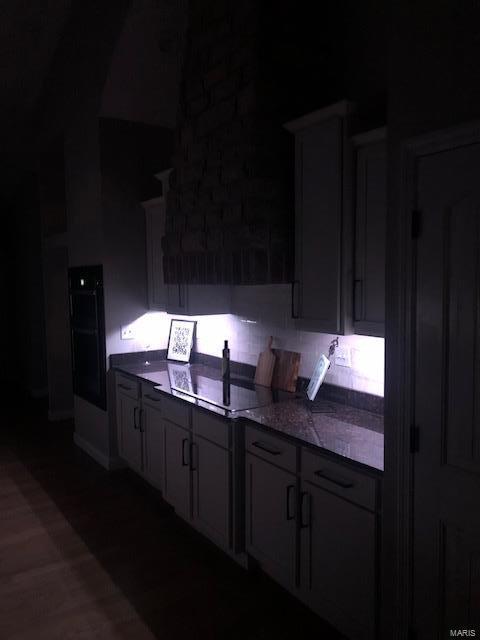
[121, 324, 135, 340]
[335, 345, 352, 368]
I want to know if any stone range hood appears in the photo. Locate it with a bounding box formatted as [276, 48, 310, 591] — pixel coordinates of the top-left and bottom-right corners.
[163, 0, 294, 286]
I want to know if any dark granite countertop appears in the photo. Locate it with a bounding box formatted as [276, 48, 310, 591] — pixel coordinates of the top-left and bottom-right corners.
[113, 359, 384, 472]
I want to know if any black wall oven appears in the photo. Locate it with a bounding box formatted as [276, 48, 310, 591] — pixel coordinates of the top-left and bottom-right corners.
[68, 265, 106, 410]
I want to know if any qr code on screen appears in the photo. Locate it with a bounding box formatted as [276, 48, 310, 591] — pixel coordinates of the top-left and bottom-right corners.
[171, 326, 191, 358]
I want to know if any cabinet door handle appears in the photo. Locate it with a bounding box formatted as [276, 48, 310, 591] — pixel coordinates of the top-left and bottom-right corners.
[190, 441, 198, 471]
[300, 491, 311, 528]
[144, 394, 161, 403]
[314, 469, 354, 489]
[133, 406, 138, 430]
[291, 280, 300, 319]
[252, 441, 282, 456]
[286, 484, 296, 521]
[139, 409, 144, 433]
[118, 383, 132, 391]
[181, 438, 189, 466]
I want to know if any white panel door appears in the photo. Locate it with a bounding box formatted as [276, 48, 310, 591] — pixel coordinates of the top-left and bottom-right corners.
[413, 141, 480, 638]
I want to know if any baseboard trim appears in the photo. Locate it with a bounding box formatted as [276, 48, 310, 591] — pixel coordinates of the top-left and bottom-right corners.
[48, 408, 74, 421]
[73, 433, 126, 471]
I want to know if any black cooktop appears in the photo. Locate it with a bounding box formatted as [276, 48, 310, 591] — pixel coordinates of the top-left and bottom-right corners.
[168, 369, 273, 412]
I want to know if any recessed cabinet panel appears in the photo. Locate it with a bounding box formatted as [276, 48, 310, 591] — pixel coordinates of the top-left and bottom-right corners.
[116, 374, 138, 400]
[302, 448, 377, 511]
[166, 284, 232, 316]
[192, 436, 231, 550]
[163, 420, 191, 521]
[297, 119, 343, 332]
[142, 403, 164, 491]
[354, 132, 386, 337]
[245, 426, 296, 473]
[117, 392, 142, 473]
[246, 452, 297, 591]
[143, 197, 167, 311]
[300, 482, 376, 640]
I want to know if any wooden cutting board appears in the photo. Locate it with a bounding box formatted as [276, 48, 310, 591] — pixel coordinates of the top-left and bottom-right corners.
[271, 349, 301, 393]
[254, 336, 276, 387]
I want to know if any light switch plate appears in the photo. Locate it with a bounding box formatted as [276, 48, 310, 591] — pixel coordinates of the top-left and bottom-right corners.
[335, 346, 351, 368]
[121, 325, 135, 340]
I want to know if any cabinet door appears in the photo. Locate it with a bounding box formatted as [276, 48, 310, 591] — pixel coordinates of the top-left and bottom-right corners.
[192, 435, 231, 550]
[163, 419, 191, 520]
[144, 198, 166, 310]
[295, 117, 348, 334]
[117, 392, 142, 473]
[300, 482, 376, 640]
[246, 453, 297, 591]
[166, 283, 188, 315]
[166, 284, 231, 315]
[142, 403, 164, 491]
[354, 139, 386, 336]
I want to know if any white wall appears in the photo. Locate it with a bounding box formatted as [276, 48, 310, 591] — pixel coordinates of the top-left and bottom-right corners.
[114, 285, 385, 397]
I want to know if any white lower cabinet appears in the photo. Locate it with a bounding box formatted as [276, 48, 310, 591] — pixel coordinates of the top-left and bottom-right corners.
[163, 419, 191, 521]
[245, 425, 379, 640]
[245, 452, 297, 591]
[300, 482, 376, 640]
[114, 373, 380, 640]
[191, 435, 231, 550]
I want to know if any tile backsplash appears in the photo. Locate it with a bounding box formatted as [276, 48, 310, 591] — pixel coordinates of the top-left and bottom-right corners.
[112, 285, 385, 397]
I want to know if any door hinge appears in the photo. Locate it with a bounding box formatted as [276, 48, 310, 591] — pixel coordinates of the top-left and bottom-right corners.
[410, 425, 420, 453]
[412, 209, 422, 239]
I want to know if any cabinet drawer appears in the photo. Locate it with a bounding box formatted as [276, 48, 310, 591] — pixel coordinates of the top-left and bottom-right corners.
[245, 426, 297, 473]
[162, 395, 190, 429]
[302, 448, 377, 511]
[141, 383, 163, 410]
[116, 373, 139, 400]
[193, 410, 230, 449]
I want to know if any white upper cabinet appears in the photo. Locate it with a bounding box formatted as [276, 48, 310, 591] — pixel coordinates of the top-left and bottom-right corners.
[352, 127, 386, 337]
[285, 100, 356, 335]
[142, 169, 172, 311]
[143, 196, 167, 311]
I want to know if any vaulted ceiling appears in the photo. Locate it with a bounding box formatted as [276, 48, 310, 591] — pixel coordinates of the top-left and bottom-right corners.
[0, 0, 72, 150]
[0, 0, 185, 194]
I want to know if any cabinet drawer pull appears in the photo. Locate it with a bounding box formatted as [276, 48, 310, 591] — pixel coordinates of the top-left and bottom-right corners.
[252, 441, 283, 456]
[144, 394, 161, 403]
[314, 469, 354, 489]
[118, 383, 132, 391]
[133, 406, 138, 430]
[181, 438, 189, 467]
[286, 484, 296, 521]
[300, 491, 311, 528]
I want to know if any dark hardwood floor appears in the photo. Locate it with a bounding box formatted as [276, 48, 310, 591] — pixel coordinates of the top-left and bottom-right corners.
[0, 391, 344, 640]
